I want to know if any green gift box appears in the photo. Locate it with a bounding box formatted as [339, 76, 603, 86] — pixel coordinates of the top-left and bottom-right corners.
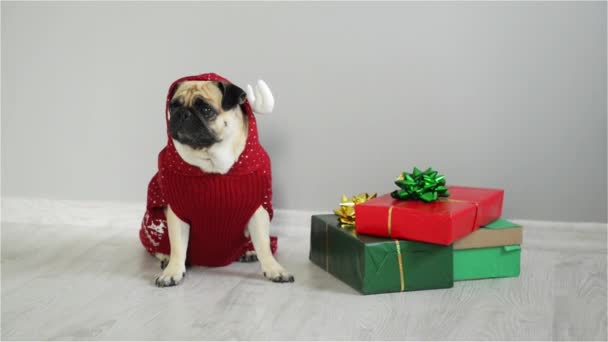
[310, 214, 453, 295]
[453, 218, 522, 281]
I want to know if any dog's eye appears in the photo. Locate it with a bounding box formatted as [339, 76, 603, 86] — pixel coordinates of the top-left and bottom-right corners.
[201, 107, 216, 118]
[193, 99, 217, 119]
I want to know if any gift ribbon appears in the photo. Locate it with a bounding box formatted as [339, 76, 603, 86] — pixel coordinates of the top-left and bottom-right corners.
[325, 223, 405, 292]
[394, 240, 405, 292]
[325, 215, 405, 292]
[385, 198, 481, 237]
[443, 198, 480, 233]
[327, 220, 406, 291]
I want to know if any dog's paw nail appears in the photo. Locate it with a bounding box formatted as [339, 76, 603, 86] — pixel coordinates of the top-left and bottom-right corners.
[160, 259, 169, 270]
[270, 273, 295, 283]
[154, 266, 186, 287]
[262, 265, 294, 283]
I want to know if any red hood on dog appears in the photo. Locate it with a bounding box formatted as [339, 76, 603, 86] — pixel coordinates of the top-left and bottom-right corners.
[140, 73, 275, 267]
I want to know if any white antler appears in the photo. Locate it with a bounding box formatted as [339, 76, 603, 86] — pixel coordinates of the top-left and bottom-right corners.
[246, 80, 275, 114]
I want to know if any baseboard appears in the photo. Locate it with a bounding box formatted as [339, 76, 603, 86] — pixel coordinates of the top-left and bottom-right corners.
[0, 197, 324, 229]
[1, 197, 606, 232]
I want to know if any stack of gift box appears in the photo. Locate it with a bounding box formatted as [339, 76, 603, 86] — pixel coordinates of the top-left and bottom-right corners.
[309, 168, 522, 295]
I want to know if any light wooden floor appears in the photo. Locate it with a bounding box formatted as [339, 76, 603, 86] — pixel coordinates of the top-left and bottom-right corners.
[1, 202, 607, 341]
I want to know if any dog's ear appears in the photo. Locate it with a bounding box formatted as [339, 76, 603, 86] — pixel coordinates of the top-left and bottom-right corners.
[217, 82, 247, 111]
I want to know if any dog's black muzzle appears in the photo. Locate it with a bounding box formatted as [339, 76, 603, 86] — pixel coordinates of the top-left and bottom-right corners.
[169, 107, 218, 149]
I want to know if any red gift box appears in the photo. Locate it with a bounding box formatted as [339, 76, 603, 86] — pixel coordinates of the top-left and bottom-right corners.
[355, 186, 504, 245]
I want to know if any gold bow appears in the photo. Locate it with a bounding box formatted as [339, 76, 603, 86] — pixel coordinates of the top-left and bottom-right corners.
[334, 193, 377, 225]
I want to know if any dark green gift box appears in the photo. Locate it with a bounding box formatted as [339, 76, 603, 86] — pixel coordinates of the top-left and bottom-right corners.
[310, 214, 453, 295]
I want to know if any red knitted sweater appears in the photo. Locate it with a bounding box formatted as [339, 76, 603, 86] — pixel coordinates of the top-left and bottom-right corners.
[139, 73, 275, 267]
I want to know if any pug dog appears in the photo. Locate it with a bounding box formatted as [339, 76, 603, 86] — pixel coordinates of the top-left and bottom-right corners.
[139, 73, 293, 287]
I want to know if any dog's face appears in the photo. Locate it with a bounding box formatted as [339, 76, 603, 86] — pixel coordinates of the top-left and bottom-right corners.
[168, 81, 247, 149]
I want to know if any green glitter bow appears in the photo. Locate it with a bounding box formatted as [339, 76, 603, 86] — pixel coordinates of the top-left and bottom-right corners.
[391, 167, 450, 203]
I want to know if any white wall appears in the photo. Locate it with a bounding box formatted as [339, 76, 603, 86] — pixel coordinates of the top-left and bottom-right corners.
[2, 2, 606, 222]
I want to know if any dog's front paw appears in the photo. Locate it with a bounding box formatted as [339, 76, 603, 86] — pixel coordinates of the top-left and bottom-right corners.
[155, 264, 186, 287]
[262, 263, 294, 283]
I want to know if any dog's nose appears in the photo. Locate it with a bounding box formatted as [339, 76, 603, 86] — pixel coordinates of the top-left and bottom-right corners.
[173, 107, 192, 120]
